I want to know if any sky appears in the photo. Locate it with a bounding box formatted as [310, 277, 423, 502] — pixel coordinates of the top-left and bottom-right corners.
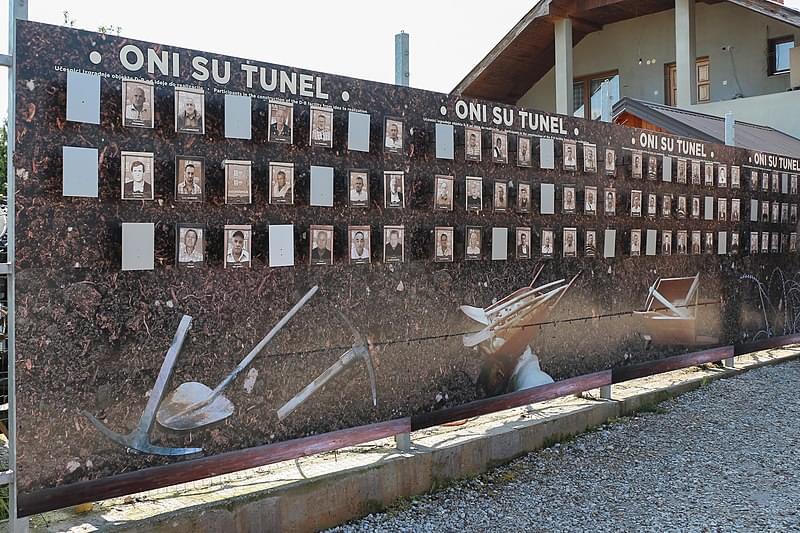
[0, 0, 798, 119]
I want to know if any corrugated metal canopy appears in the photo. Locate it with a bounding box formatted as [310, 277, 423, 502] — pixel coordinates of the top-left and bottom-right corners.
[612, 97, 800, 156]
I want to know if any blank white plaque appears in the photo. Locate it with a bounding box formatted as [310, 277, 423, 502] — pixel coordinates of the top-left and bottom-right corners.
[435, 123, 454, 160]
[310, 166, 334, 207]
[269, 224, 294, 267]
[604, 229, 616, 258]
[750, 199, 759, 222]
[540, 138, 555, 169]
[704, 196, 714, 220]
[66, 71, 100, 124]
[347, 111, 371, 152]
[491, 227, 508, 260]
[782, 173, 789, 194]
[225, 94, 252, 139]
[62, 146, 98, 197]
[646, 229, 657, 256]
[121, 223, 154, 271]
[540, 183, 555, 214]
[662, 156, 672, 182]
[718, 231, 727, 255]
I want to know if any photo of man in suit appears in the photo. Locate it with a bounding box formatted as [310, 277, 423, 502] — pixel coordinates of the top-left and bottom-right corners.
[563, 141, 577, 170]
[466, 227, 482, 260]
[516, 229, 531, 259]
[434, 227, 454, 263]
[605, 148, 616, 176]
[492, 132, 508, 164]
[384, 227, 404, 263]
[268, 102, 293, 144]
[310, 226, 333, 265]
[517, 136, 532, 167]
[465, 127, 481, 162]
[385, 172, 405, 208]
[121, 151, 154, 200]
[677, 231, 687, 254]
[518, 183, 531, 213]
[270, 163, 294, 205]
[585, 187, 597, 215]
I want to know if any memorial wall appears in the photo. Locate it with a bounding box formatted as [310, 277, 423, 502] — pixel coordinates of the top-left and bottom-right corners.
[13, 20, 800, 494]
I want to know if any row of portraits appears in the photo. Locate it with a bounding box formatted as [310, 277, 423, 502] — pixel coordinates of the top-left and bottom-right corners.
[121, 80, 404, 152]
[176, 223, 798, 268]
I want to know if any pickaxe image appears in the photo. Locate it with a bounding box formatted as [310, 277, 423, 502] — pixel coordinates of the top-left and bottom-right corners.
[81, 315, 203, 456]
[277, 311, 376, 421]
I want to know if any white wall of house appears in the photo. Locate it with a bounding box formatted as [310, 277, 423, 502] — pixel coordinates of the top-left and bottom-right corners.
[517, 2, 800, 115]
[689, 90, 800, 140]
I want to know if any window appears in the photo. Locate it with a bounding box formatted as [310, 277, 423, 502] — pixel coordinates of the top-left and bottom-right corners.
[769, 36, 794, 76]
[572, 71, 620, 120]
[664, 58, 710, 106]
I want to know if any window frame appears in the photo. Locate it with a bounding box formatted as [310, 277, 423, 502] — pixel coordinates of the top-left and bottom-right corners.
[572, 69, 619, 120]
[768, 35, 794, 76]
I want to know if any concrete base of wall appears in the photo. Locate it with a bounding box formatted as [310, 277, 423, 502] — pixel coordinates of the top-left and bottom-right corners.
[32, 347, 800, 533]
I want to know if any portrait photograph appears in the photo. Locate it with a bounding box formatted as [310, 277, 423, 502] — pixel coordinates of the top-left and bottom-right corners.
[691, 160, 701, 185]
[465, 126, 482, 162]
[631, 150, 643, 179]
[541, 229, 554, 258]
[516, 227, 532, 259]
[731, 232, 740, 254]
[731, 198, 741, 222]
[309, 105, 334, 148]
[750, 232, 760, 254]
[718, 164, 727, 188]
[309, 225, 334, 266]
[790, 233, 797, 253]
[718, 198, 727, 221]
[224, 224, 252, 268]
[677, 158, 687, 184]
[517, 182, 531, 213]
[349, 170, 370, 208]
[583, 143, 597, 173]
[517, 136, 532, 167]
[562, 185, 576, 214]
[772, 201, 780, 224]
[772, 172, 780, 192]
[465, 176, 483, 212]
[176, 225, 205, 267]
[563, 228, 577, 258]
[174, 86, 205, 134]
[584, 186, 597, 215]
[761, 232, 769, 253]
[731, 165, 740, 189]
[121, 151, 155, 200]
[705, 232, 714, 254]
[762, 200, 771, 223]
[175, 156, 204, 202]
[585, 230, 597, 257]
[630, 229, 641, 257]
[762, 172, 770, 192]
[562, 140, 577, 171]
[384, 117, 404, 154]
[662, 194, 672, 218]
[630, 190, 642, 217]
[269, 162, 295, 205]
[769, 232, 777, 253]
[604, 188, 616, 216]
[491, 131, 509, 164]
[465, 226, 482, 260]
[677, 195, 687, 219]
[384, 225, 405, 263]
[691, 196, 701, 219]
[224, 160, 252, 205]
[647, 193, 657, 218]
[605, 148, 616, 176]
[122, 79, 154, 128]
[792, 175, 798, 195]
[434, 226, 454, 263]
[384, 171, 405, 208]
[704, 162, 714, 187]
[494, 180, 508, 212]
[791, 204, 797, 225]
[268, 101, 294, 144]
[677, 230, 688, 255]
[647, 155, 658, 180]
[434, 175, 455, 211]
[691, 231, 702, 255]
[349, 226, 371, 264]
[750, 170, 759, 190]
[782, 203, 789, 224]
[662, 230, 672, 256]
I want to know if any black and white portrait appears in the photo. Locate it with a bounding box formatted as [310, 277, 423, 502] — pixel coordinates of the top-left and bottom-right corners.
[772, 172, 780, 192]
[762, 172, 770, 192]
[705, 162, 714, 187]
[563, 140, 577, 171]
[349, 170, 370, 208]
[563, 227, 577, 258]
[516, 227, 531, 259]
[563, 186, 576, 214]
[224, 225, 252, 268]
[349, 226, 371, 264]
[631, 150, 643, 179]
[175, 156, 204, 202]
[434, 175, 455, 211]
[465, 126, 482, 162]
[791, 204, 797, 225]
[647, 155, 658, 180]
[309, 225, 334, 266]
[121, 151, 154, 200]
[466, 176, 483, 212]
[384, 117, 404, 154]
[517, 182, 531, 213]
[494, 180, 508, 211]
[384, 171, 405, 208]
[750, 232, 760, 254]
[731, 165, 740, 189]
[705, 232, 714, 254]
[541, 229, 554, 257]
[731, 198, 741, 222]
[310, 106, 334, 148]
[122, 79, 154, 128]
[677, 158, 687, 184]
[384, 225, 405, 263]
[269, 162, 295, 205]
[605, 148, 616, 176]
[268, 101, 294, 144]
[691, 160, 702, 185]
[585, 230, 597, 257]
[718, 165, 727, 188]
[662, 195, 672, 218]
[517, 136, 532, 167]
[691, 231, 702, 255]
[584, 186, 597, 215]
[677, 230, 688, 255]
[731, 232, 740, 254]
[630, 190, 642, 217]
[677, 196, 687, 219]
[647, 193, 657, 218]
[691, 196, 701, 219]
[175, 87, 205, 134]
[466, 226, 482, 260]
[604, 188, 616, 216]
[583, 144, 597, 173]
[177, 225, 204, 267]
[662, 231, 672, 256]
[630, 229, 641, 256]
[492, 131, 508, 164]
[718, 198, 727, 221]
[434, 227, 454, 263]
[792, 175, 798, 195]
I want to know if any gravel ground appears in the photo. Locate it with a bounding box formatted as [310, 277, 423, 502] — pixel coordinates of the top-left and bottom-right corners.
[332, 360, 800, 533]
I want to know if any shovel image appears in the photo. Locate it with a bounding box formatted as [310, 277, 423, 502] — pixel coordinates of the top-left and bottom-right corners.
[156, 285, 318, 432]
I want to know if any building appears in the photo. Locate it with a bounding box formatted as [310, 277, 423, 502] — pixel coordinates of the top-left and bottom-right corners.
[454, 0, 800, 143]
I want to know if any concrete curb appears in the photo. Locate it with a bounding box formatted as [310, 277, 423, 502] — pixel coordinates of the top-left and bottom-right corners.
[33, 347, 800, 533]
